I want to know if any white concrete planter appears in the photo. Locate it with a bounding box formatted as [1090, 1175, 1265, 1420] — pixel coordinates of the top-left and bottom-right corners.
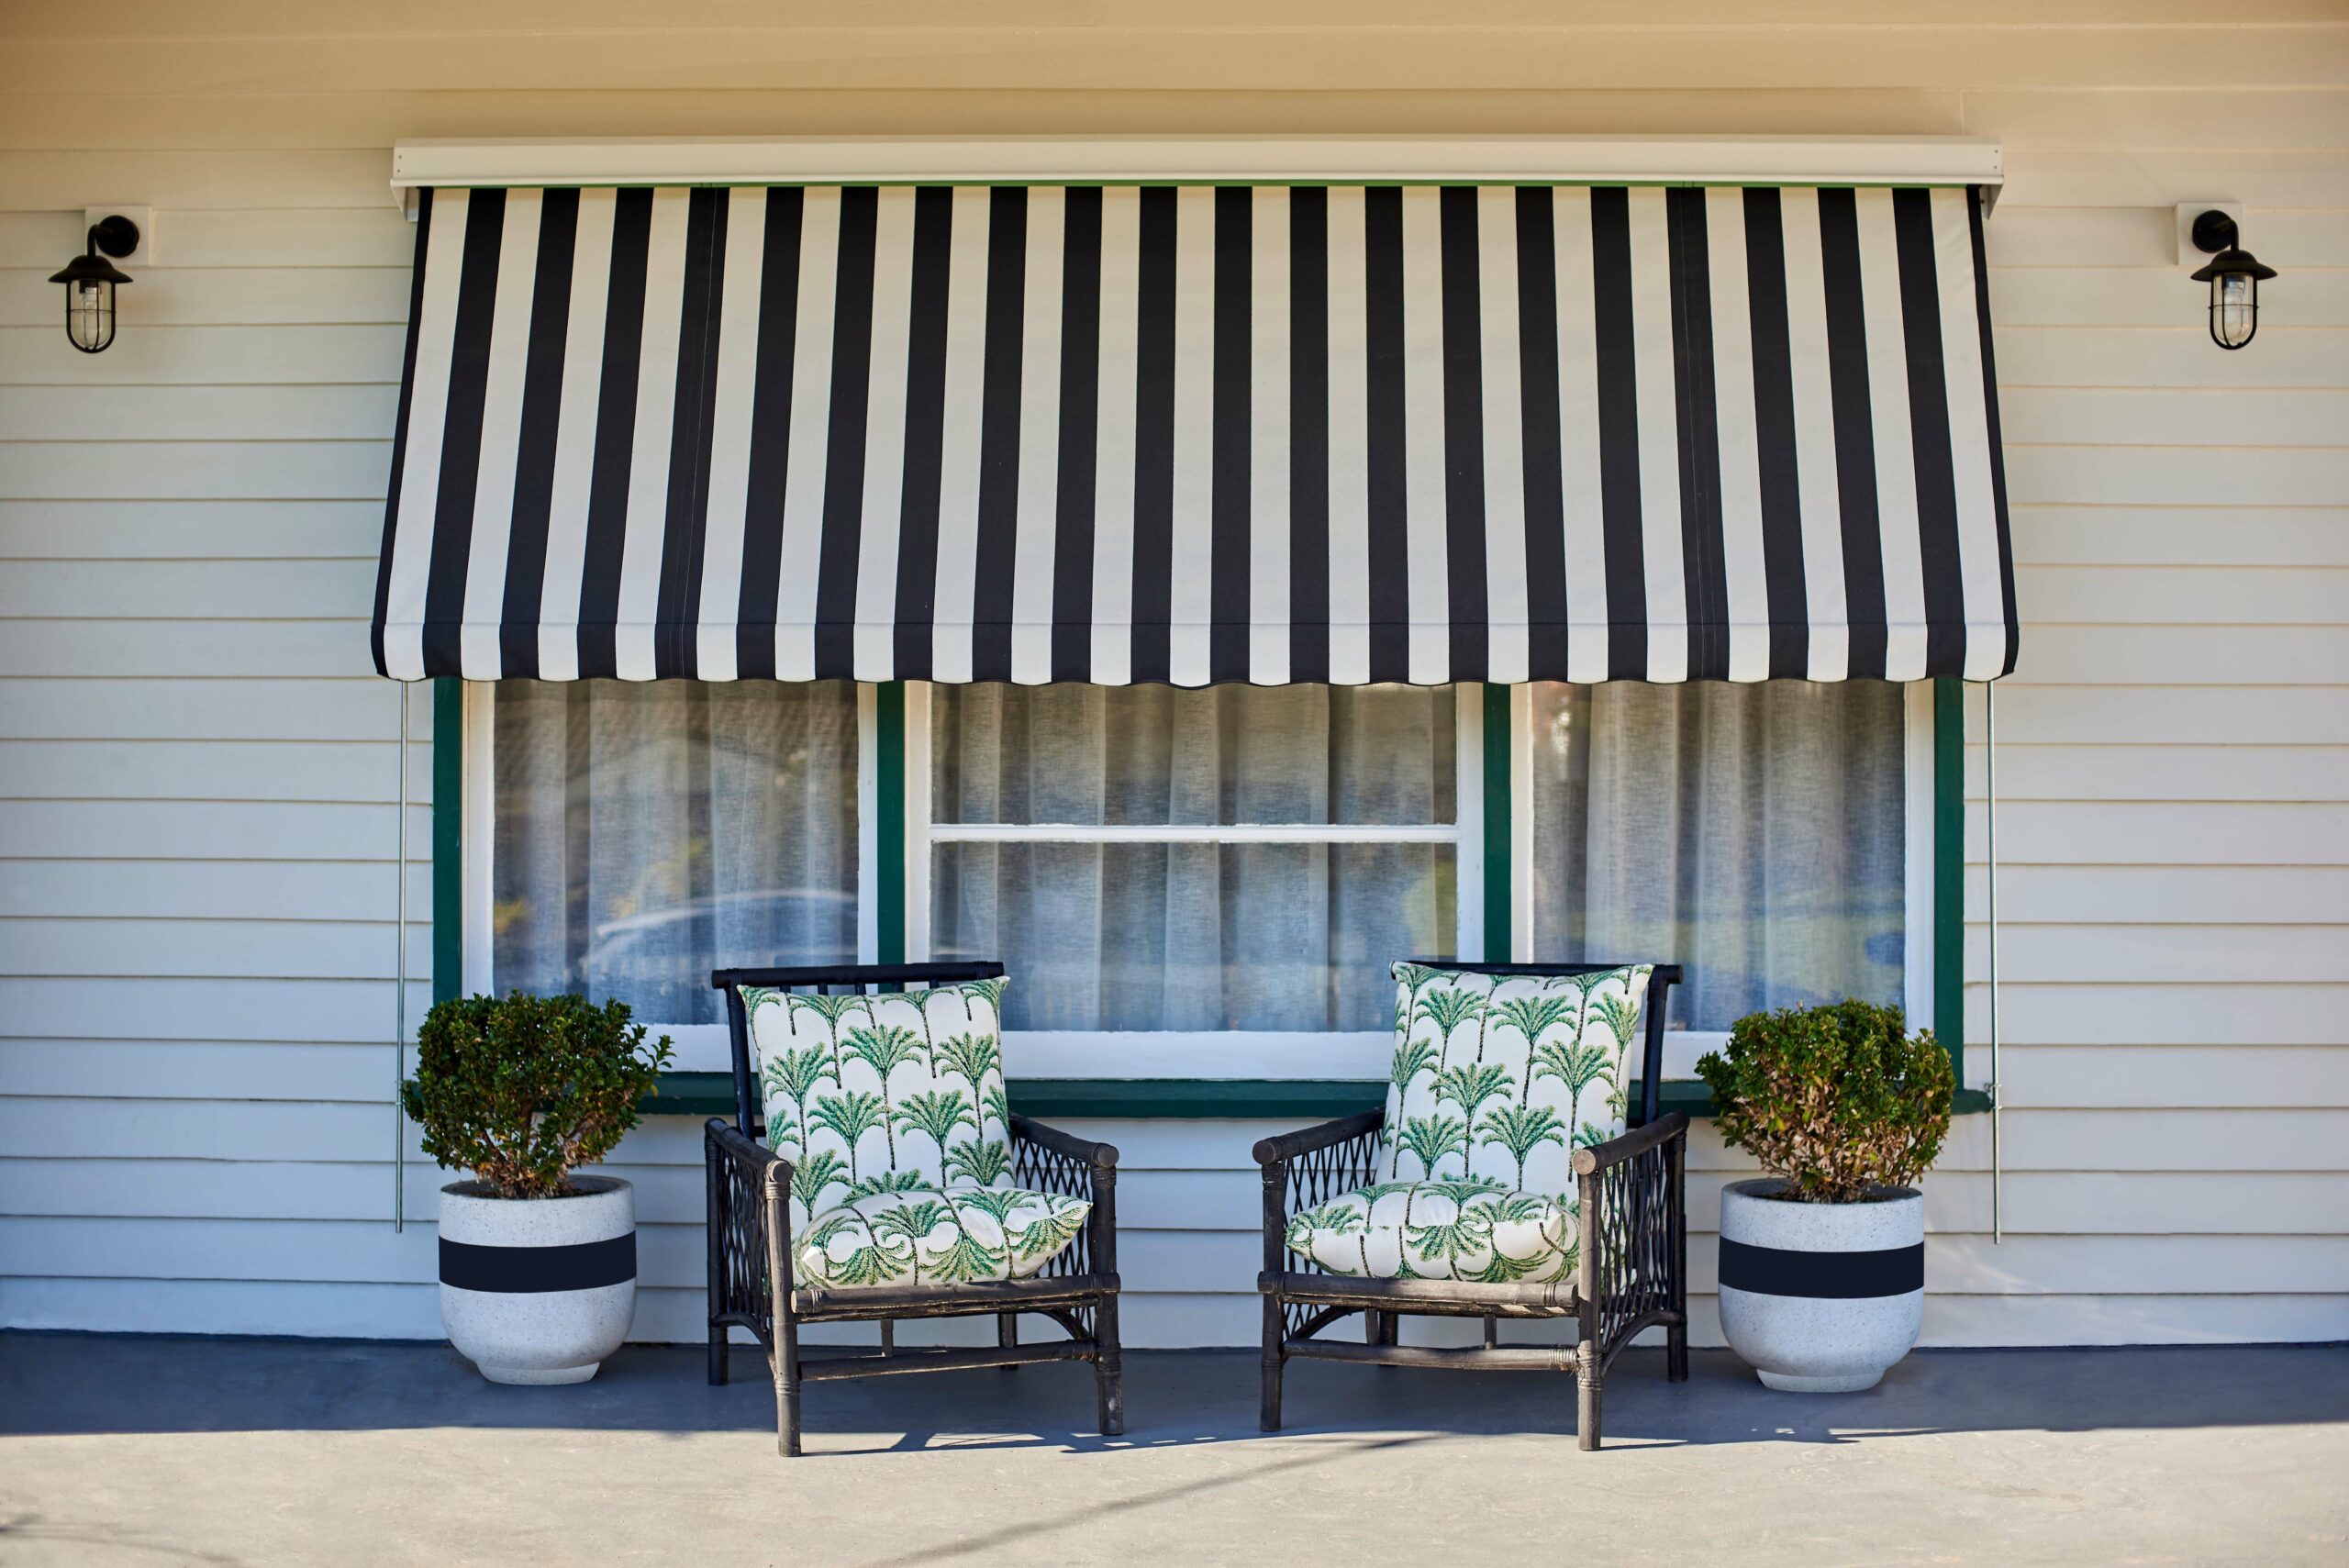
[438, 1176, 636, 1385]
[1718, 1179, 1924, 1394]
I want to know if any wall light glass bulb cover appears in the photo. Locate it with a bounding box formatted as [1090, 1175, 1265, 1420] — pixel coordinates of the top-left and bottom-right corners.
[2214, 272, 2255, 350]
[67, 277, 115, 353]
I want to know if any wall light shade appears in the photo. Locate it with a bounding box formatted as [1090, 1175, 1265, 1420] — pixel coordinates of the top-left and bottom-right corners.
[50, 214, 139, 354]
[2188, 208, 2277, 351]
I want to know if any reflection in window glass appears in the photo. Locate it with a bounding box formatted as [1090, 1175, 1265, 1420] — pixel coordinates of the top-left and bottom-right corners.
[493, 680, 859, 1024]
[1529, 681, 1905, 1032]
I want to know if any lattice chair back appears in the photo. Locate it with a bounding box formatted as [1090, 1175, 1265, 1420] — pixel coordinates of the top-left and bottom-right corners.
[1376, 961, 1660, 1202]
[715, 963, 1011, 1231]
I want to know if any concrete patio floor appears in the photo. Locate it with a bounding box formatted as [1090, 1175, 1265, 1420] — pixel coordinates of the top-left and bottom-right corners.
[3, 1334, 2345, 1567]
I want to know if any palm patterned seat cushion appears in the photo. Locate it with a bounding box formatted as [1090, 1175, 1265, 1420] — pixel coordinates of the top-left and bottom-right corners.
[1286, 1179, 1574, 1283]
[796, 1185, 1092, 1290]
[1285, 962, 1654, 1282]
[741, 976, 1090, 1288]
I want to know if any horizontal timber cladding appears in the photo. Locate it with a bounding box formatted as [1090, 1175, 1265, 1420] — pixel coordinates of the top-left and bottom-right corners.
[372, 183, 2017, 687]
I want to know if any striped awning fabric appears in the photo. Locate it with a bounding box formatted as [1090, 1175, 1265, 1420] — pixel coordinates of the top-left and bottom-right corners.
[373, 183, 2016, 685]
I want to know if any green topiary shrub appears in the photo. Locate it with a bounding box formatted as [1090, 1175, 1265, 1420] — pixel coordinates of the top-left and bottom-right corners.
[1695, 998, 1954, 1204]
[400, 992, 673, 1200]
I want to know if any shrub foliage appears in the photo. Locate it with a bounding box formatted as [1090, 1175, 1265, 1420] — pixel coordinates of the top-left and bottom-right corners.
[1695, 999, 1953, 1204]
[401, 992, 673, 1199]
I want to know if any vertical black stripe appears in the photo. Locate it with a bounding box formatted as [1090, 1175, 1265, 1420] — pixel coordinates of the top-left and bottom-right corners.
[1362, 186, 1410, 684]
[1437, 187, 1488, 683]
[1817, 187, 1887, 679]
[1287, 188, 1330, 684]
[1209, 186, 1252, 684]
[1052, 187, 1104, 682]
[970, 187, 1029, 684]
[1894, 188, 1965, 678]
[894, 187, 954, 682]
[1741, 188, 1809, 680]
[420, 187, 507, 678]
[373, 186, 435, 678]
[1666, 186, 1729, 681]
[656, 187, 727, 679]
[500, 188, 580, 680]
[813, 186, 881, 681]
[575, 187, 654, 680]
[1967, 185, 2020, 677]
[1588, 187, 1647, 682]
[1130, 187, 1178, 685]
[1513, 188, 1568, 683]
[736, 189, 804, 680]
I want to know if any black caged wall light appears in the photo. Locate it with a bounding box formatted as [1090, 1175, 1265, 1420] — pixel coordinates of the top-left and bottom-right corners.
[2187, 208, 2277, 351]
[50, 214, 140, 354]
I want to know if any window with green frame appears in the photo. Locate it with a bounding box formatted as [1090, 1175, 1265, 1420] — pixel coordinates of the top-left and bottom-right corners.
[432, 676, 1976, 1118]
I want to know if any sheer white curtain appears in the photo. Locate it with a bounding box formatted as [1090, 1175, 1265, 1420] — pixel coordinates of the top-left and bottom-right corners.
[930, 684, 1457, 1032]
[1529, 681, 1906, 1032]
[492, 680, 859, 1025]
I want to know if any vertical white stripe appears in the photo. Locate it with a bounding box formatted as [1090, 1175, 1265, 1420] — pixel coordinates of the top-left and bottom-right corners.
[537, 188, 616, 682]
[1475, 187, 1529, 685]
[1325, 188, 1373, 686]
[1552, 188, 1608, 685]
[1778, 187, 1850, 681]
[1857, 188, 1928, 681]
[696, 187, 766, 683]
[854, 187, 918, 682]
[1705, 187, 1770, 683]
[930, 187, 993, 684]
[1933, 187, 2006, 681]
[1250, 186, 1292, 686]
[1627, 187, 1687, 684]
[1167, 186, 1216, 687]
[460, 189, 540, 679]
[1009, 188, 1065, 684]
[382, 187, 470, 682]
[774, 187, 841, 682]
[613, 187, 692, 681]
[1090, 188, 1141, 686]
[1399, 187, 1450, 684]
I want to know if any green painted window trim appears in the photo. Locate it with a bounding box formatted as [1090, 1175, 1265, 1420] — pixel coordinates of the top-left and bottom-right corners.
[641, 1071, 1991, 1122]
[1482, 683, 1511, 962]
[874, 680, 906, 964]
[1934, 678, 1965, 1091]
[431, 678, 462, 1007]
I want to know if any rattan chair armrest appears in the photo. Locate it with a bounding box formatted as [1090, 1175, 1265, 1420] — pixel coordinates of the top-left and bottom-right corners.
[707, 1117, 790, 1180]
[1009, 1113, 1119, 1169]
[1252, 1109, 1386, 1168]
[1570, 1110, 1689, 1176]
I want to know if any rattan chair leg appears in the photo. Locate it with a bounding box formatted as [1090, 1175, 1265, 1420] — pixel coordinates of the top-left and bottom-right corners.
[1260, 1296, 1286, 1430]
[708, 1324, 729, 1386]
[776, 1321, 803, 1459]
[1667, 1321, 1689, 1383]
[1576, 1345, 1602, 1453]
[1094, 1295, 1125, 1437]
[998, 1311, 1019, 1372]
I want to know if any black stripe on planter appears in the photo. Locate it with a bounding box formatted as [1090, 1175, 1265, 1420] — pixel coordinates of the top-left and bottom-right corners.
[1718, 1238, 1923, 1300]
[440, 1234, 638, 1295]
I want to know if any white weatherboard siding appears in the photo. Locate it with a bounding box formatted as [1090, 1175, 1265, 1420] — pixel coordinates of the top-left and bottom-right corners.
[2, 2, 2345, 1349]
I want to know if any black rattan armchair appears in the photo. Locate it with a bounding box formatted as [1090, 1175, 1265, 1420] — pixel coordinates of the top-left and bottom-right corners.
[705, 962, 1123, 1456]
[1254, 962, 1688, 1451]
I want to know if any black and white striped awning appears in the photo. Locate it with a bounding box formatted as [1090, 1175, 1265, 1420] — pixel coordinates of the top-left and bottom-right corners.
[373, 183, 2016, 685]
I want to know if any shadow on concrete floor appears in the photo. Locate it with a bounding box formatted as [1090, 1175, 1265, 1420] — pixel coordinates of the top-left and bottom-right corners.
[5, 1333, 2346, 1456]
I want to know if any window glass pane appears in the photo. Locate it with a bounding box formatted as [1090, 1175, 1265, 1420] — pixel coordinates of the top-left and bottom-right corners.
[493, 680, 859, 1024]
[1529, 681, 1905, 1032]
[930, 683, 1458, 1031]
[932, 841, 1455, 1032]
[932, 684, 1455, 826]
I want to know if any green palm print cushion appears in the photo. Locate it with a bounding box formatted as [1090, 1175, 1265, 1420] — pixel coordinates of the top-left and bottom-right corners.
[1284, 962, 1653, 1281]
[796, 1185, 1093, 1290]
[743, 978, 1092, 1290]
[740, 979, 1013, 1222]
